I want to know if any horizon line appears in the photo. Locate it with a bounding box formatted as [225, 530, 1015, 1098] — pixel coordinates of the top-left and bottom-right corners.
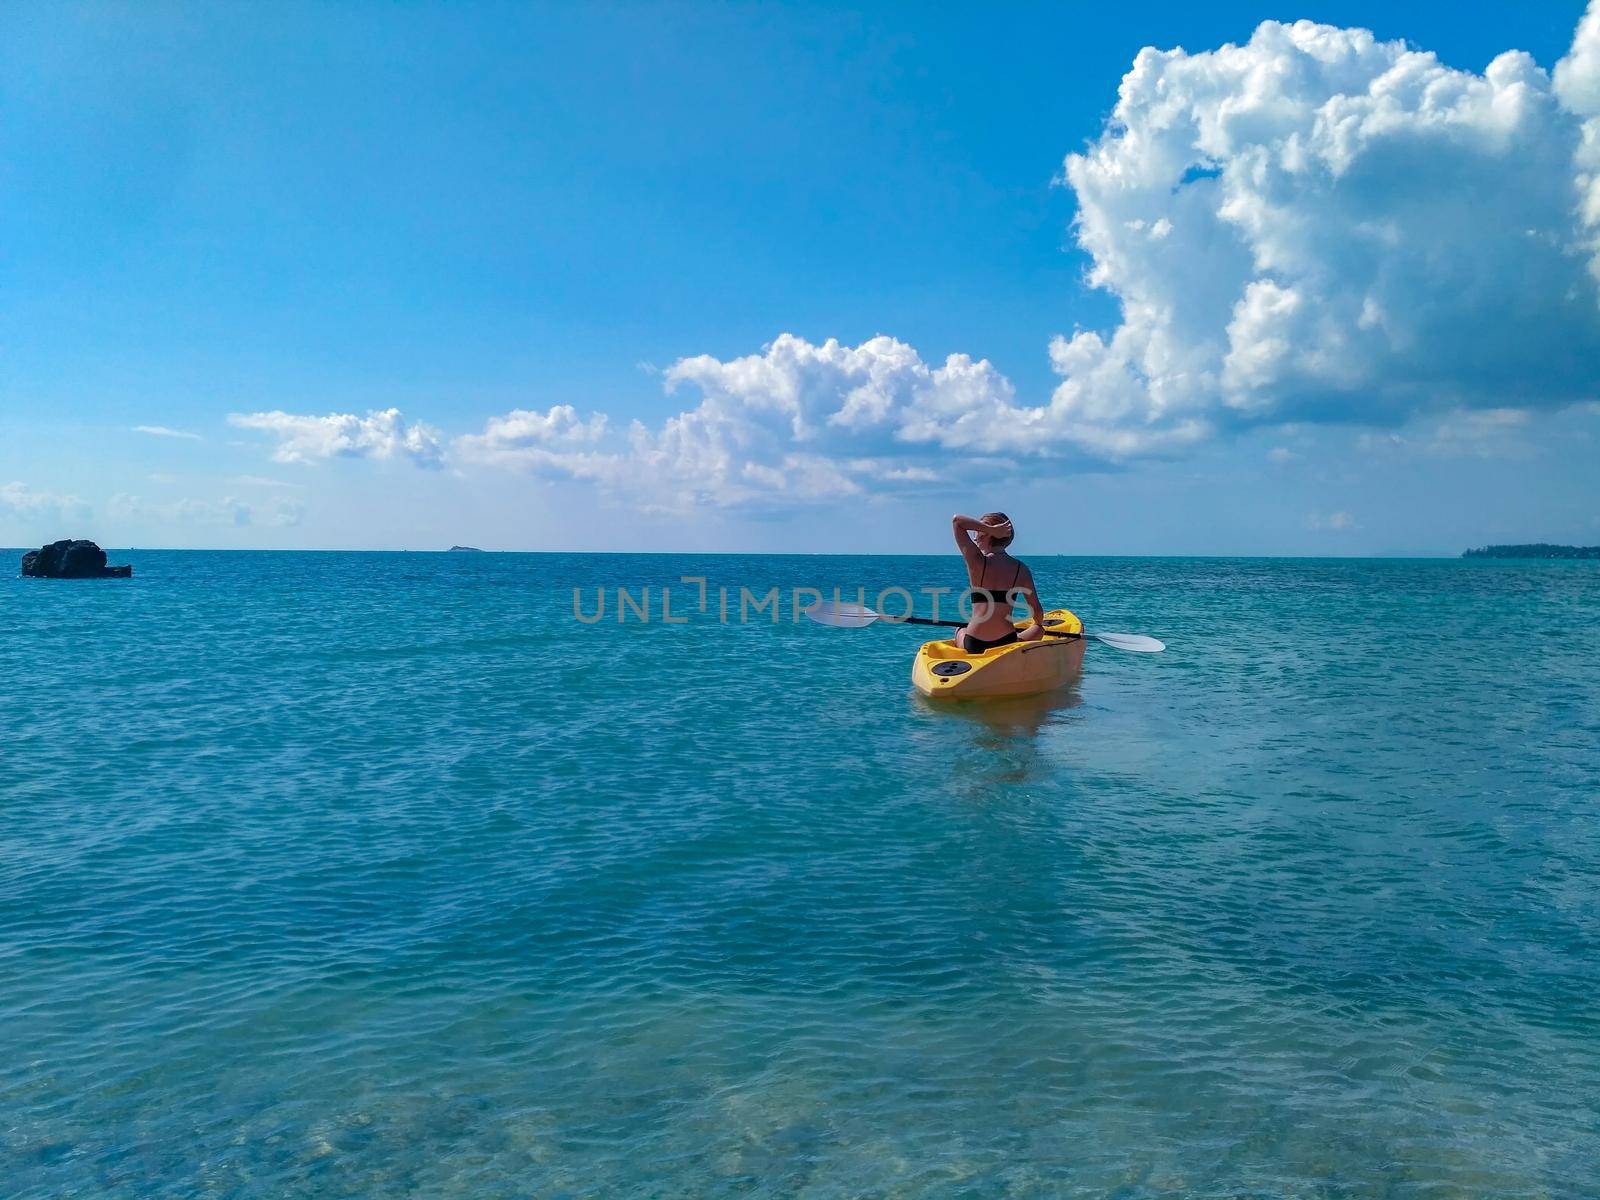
[0, 545, 1519, 560]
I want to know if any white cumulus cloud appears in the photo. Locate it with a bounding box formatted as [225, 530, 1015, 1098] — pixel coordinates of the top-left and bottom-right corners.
[229, 408, 444, 468]
[1048, 11, 1600, 455]
[452, 404, 610, 468]
[452, 335, 1043, 510]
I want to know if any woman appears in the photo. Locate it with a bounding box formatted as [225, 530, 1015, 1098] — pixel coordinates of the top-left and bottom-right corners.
[951, 512, 1046, 652]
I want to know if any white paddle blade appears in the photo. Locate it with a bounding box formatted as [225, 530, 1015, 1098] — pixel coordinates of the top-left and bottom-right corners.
[804, 600, 882, 629]
[1089, 631, 1165, 653]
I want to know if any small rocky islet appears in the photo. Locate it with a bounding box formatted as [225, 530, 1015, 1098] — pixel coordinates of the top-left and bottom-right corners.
[20, 540, 132, 578]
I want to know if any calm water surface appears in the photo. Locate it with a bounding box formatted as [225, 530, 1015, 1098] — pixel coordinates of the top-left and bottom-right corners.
[3, 552, 1598, 1197]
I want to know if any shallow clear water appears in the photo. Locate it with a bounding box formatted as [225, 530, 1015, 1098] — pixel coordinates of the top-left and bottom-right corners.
[3, 551, 1598, 1197]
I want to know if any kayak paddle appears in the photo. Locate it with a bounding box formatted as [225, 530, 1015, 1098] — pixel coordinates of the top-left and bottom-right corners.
[804, 600, 1165, 652]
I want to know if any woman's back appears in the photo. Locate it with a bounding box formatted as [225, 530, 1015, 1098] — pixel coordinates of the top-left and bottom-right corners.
[968, 550, 1024, 607]
[950, 512, 1047, 651]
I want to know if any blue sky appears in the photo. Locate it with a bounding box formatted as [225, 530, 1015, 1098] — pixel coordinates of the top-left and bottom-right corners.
[3, 0, 1599, 553]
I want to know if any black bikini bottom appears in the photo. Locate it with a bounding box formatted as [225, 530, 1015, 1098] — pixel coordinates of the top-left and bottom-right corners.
[959, 629, 1019, 653]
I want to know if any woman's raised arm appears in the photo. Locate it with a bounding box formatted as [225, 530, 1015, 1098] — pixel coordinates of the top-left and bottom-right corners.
[951, 514, 986, 569]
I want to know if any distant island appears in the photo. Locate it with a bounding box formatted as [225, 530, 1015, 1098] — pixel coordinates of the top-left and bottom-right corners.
[1462, 544, 1600, 559]
[448, 545, 485, 552]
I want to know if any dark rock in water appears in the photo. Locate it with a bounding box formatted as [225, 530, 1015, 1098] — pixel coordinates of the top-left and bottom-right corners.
[20, 540, 133, 579]
[448, 545, 485, 552]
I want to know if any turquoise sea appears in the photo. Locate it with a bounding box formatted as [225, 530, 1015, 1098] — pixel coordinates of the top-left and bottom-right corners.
[3, 551, 1598, 1198]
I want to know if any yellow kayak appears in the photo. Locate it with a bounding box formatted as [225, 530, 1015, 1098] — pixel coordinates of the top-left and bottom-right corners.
[912, 609, 1085, 700]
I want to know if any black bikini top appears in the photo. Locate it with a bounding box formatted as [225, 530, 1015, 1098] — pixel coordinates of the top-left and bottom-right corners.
[967, 556, 1022, 606]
